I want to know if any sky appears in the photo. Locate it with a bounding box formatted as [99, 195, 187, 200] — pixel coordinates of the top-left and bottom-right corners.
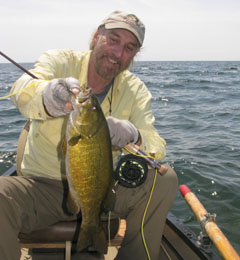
[1, 0, 240, 62]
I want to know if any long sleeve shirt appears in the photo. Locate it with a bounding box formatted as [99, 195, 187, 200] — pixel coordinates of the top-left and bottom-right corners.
[10, 49, 166, 180]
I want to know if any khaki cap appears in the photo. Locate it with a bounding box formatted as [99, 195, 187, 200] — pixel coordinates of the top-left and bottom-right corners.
[100, 11, 145, 46]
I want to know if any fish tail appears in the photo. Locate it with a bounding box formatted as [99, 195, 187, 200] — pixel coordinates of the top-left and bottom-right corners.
[76, 225, 108, 254]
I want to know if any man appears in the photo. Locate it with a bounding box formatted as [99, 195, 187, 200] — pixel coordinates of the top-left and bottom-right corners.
[1, 11, 178, 260]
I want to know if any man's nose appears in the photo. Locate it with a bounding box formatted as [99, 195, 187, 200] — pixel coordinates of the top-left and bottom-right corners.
[112, 45, 124, 59]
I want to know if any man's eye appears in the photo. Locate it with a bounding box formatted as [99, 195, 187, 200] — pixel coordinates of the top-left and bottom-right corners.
[110, 37, 117, 43]
[126, 45, 135, 52]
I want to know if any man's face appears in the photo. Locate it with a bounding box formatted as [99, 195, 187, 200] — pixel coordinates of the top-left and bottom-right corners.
[91, 28, 140, 80]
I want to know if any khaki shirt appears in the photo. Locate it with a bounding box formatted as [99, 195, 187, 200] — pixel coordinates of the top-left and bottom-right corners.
[10, 50, 166, 180]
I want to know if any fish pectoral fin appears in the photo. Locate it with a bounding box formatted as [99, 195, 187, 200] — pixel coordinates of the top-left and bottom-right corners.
[68, 135, 81, 146]
[67, 190, 80, 215]
[76, 226, 108, 254]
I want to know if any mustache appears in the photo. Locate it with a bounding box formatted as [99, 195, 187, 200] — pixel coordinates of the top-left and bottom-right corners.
[102, 54, 122, 66]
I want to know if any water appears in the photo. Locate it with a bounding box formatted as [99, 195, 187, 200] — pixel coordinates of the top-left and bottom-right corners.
[0, 60, 239, 254]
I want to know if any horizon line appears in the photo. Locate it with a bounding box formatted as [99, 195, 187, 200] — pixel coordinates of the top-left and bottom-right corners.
[1, 60, 240, 64]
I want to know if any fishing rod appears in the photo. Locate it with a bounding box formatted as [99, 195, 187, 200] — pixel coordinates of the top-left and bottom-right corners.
[124, 144, 167, 175]
[180, 185, 240, 260]
[1, 51, 168, 177]
[0, 51, 38, 79]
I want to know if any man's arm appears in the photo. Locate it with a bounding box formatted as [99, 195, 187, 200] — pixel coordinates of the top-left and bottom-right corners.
[10, 50, 80, 120]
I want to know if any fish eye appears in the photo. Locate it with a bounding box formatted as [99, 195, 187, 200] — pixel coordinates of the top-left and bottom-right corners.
[92, 106, 97, 111]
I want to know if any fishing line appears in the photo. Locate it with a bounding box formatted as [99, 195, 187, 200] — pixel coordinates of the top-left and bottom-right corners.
[124, 146, 159, 260]
[141, 168, 157, 260]
[107, 210, 112, 247]
[0, 81, 37, 100]
[124, 146, 156, 161]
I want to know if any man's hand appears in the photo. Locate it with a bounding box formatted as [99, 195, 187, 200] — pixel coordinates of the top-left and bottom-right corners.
[43, 77, 80, 117]
[106, 116, 139, 149]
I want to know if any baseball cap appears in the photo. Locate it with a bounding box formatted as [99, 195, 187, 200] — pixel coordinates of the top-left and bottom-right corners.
[100, 11, 145, 46]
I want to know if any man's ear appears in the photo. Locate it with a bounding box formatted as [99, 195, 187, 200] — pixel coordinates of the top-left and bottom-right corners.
[90, 29, 101, 50]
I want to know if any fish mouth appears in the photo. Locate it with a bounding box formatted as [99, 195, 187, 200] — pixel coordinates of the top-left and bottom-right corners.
[75, 87, 92, 104]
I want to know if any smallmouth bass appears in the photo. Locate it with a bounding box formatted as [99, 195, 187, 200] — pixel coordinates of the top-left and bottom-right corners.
[65, 88, 114, 253]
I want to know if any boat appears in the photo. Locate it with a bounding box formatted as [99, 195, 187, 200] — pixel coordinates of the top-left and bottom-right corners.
[3, 165, 222, 260]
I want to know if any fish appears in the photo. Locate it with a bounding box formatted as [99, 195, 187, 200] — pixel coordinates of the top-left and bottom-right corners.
[65, 87, 114, 254]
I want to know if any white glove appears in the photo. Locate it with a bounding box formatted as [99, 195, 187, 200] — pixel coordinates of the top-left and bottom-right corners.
[43, 77, 80, 117]
[106, 116, 139, 149]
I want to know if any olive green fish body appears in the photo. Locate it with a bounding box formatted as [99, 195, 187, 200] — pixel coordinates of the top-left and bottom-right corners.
[66, 91, 113, 253]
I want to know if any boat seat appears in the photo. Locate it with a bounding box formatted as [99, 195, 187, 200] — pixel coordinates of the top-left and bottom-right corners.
[19, 217, 125, 260]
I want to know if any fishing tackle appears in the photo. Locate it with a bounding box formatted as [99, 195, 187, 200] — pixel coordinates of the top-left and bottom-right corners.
[115, 143, 167, 188]
[0, 51, 38, 79]
[115, 154, 148, 188]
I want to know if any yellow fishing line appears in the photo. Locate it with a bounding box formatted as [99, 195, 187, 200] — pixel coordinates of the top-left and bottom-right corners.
[0, 82, 36, 100]
[124, 146, 158, 260]
[124, 146, 156, 161]
[141, 168, 157, 260]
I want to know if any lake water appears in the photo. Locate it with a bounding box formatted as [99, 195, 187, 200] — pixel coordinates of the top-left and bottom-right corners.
[0, 60, 239, 254]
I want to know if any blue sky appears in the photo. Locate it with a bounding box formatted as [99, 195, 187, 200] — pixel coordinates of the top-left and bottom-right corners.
[1, 0, 240, 62]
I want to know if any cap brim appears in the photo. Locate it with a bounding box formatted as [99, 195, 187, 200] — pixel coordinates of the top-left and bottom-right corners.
[104, 22, 142, 46]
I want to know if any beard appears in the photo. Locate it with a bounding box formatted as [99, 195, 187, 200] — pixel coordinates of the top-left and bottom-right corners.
[92, 48, 132, 80]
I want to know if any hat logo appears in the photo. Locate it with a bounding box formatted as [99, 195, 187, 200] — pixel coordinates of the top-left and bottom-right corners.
[124, 15, 139, 26]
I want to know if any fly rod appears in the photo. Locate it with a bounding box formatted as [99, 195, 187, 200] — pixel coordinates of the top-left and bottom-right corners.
[0, 51, 38, 79]
[124, 144, 167, 175]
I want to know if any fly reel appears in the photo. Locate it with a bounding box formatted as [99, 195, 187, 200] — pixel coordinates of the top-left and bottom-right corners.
[115, 154, 148, 188]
